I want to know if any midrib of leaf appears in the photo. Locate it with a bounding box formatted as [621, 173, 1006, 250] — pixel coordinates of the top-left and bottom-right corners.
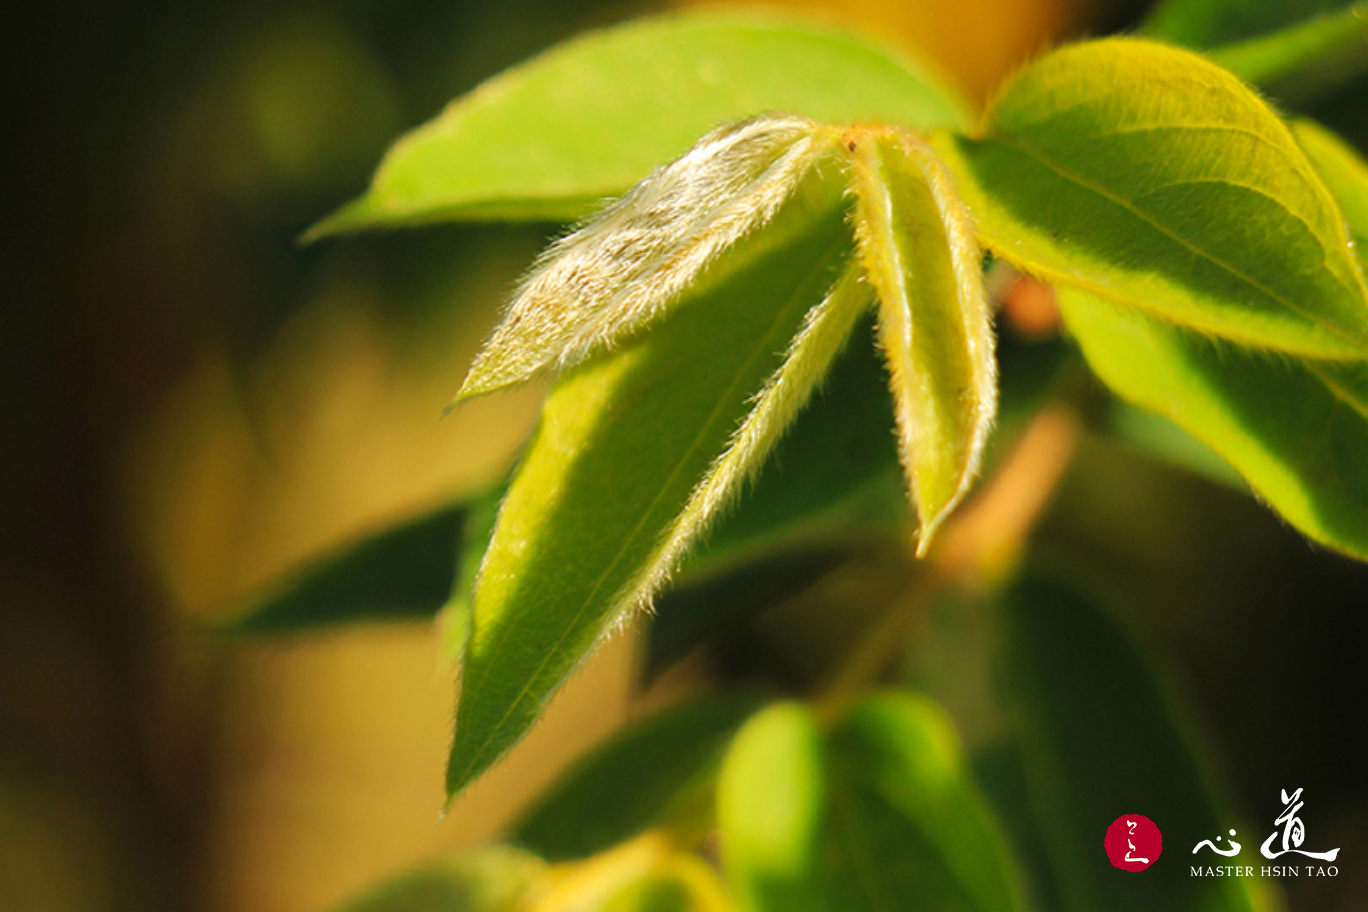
[987, 134, 1368, 352]
[626, 264, 872, 608]
[457, 234, 850, 771]
[1306, 363, 1368, 420]
[562, 133, 839, 365]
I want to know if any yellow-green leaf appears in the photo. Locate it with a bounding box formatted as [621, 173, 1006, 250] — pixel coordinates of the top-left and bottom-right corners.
[849, 130, 995, 552]
[447, 203, 854, 797]
[717, 703, 828, 912]
[1058, 286, 1368, 560]
[936, 38, 1368, 359]
[309, 11, 971, 236]
[334, 846, 541, 912]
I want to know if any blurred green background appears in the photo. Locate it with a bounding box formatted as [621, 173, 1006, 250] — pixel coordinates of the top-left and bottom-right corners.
[3, 1, 1366, 911]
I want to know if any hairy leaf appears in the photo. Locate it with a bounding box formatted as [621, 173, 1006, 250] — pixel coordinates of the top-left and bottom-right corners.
[220, 501, 469, 635]
[309, 11, 971, 236]
[1058, 286, 1368, 560]
[1210, 3, 1368, 101]
[448, 205, 854, 796]
[458, 117, 845, 398]
[849, 129, 995, 552]
[335, 846, 540, 912]
[513, 695, 761, 861]
[824, 692, 1026, 912]
[718, 703, 827, 912]
[999, 575, 1256, 912]
[936, 38, 1368, 359]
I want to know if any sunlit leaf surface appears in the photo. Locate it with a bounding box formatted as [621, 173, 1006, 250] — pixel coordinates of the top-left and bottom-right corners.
[1059, 286, 1368, 560]
[447, 201, 853, 797]
[937, 38, 1368, 359]
[310, 11, 971, 235]
[849, 129, 995, 552]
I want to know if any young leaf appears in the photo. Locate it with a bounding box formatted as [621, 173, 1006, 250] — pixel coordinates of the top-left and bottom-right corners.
[824, 692, 1027, 912]
[717, 702, 828, 912]
[849, 129, 996, 553]
[999, 575, 1256, 912]
[1209, 3, 1368, 101]
[512, 695, 762, 861]
[935, 38, 1368, 360]
[1057, 286, 1368, 560]
[622, 264, 872, 610]
[1294, 118, 1368, 256]
[308, 11, 971, 236]
[458, 116, 844, 399]
[334, 846, 541, 912]
[448, 205, 854, 797]
[218, 501, 470, 635]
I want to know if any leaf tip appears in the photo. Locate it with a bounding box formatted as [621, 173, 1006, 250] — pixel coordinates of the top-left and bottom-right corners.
[299, 195, 382, 244]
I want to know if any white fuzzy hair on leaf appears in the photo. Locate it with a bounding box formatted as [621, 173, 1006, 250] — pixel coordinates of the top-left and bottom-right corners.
[608, 263, 872, 622]
[457, 114, 841, 400]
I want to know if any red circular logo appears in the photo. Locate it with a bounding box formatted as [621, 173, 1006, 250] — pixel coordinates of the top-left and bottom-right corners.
[1104, 815, 1162, 871]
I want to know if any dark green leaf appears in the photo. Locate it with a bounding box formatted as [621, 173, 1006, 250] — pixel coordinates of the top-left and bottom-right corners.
[999, 575, 1256, 912]
[1210, 3, 1368, 102]
[1145, 0, 1351, 47]
[335, 846, 540, 912]
[309, 11, 971, 237]
[512, 695, 762, 861]
[220, 501, 469, 635]
[647, 546, 855, 677]
[448, 195, 854, 797]
[823, 692, 1026, 912]
[936, 38, 1368, 359]
[1058, 286, 1368, 560]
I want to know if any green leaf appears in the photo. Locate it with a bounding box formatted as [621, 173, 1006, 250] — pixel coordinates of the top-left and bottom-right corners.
[678, 316, 903, 570]
[512, 695, 762, 861]
[1145, 0, 1351, 47]
[1294, 118, 1368, 256]
[849, 130, 995, 552]
[334, 846, 540, 912]
[717, 702, 827, 912]
[448, 199, 855, 796]
[1209, 3, 1368, 102]
[309, 11, 971, 237]
[596, 855, 734, 912]
[1058, 285, 1368, 560]
[935, 38, 1368, 359]
[219, 501, 469, 635]
[823, 692, 1027, 912]
[437, 480, 509, 665]
[999, 575, 1257, 912]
